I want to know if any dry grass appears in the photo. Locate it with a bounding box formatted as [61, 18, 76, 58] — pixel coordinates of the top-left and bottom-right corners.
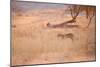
[12, 9, 96, 66]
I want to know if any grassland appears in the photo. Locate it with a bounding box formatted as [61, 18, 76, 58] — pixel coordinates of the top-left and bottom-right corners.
[12, 9, 96, 66]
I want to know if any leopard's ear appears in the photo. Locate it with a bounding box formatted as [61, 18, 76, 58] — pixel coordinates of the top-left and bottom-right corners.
[47, 22, 50, 26]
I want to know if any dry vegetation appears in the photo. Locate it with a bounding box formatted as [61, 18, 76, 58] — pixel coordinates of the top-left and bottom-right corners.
[12, 4, 96, 66]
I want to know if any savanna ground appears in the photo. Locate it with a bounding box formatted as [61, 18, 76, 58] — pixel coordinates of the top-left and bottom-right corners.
[12, 6, 96, 66]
